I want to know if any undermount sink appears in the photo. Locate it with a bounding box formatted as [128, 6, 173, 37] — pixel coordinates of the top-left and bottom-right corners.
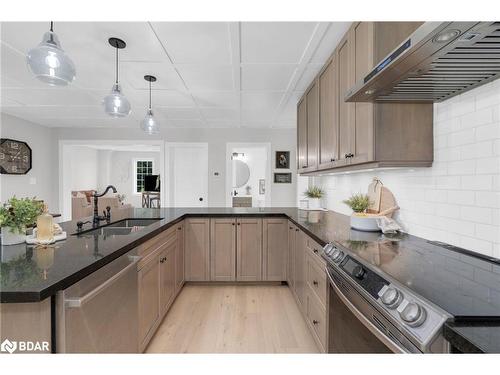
[73, 218, 163, 236]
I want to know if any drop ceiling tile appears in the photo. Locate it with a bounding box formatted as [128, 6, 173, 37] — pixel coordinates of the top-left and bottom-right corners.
[241, 121, 272, 128]
[2, 87, 98, 106]
[241, 109, 275, 122]
[241, 91, 284, 110]
[125, 89, 195, 108]
[150, 22, 231, 64]
[205, 120, 240, 128]
[191, 91, 239, 107]
[294, 64, 323, 92]
[309, 22, 351, 64]
[177, 65, 234, 91]
[1, 105, 105, 119]
[241, 65, 296, 91]
[168, 119, 206, 128]
[34, 117, 141, 128]
[272, 121, 296, 129]
[241, 22, 317, 63]
[122, 62, 185, 91]
[157, 107, 200, 120]
[200, 107, 239, 121]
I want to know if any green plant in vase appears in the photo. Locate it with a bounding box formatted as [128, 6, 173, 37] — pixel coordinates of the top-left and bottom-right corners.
[0, 196, 44, 245]
[343, 193, 371, 216]
[304, 186, 324, 210]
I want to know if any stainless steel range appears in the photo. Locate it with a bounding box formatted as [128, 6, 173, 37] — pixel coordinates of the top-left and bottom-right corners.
[322, 242, 452, 353]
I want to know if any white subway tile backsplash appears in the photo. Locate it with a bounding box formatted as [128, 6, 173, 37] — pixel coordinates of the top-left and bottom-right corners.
[309, 80, 500, 259]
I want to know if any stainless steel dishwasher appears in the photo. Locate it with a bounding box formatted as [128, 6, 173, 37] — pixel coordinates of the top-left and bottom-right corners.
[56, 250, 140, 353]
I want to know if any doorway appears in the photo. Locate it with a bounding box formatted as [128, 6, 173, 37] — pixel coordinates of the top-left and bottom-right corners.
[165, 143, 208, 207]
[225, 143, 272, 208]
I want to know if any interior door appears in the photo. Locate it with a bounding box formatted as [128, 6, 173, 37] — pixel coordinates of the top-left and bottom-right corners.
[168, 143, 208, 207]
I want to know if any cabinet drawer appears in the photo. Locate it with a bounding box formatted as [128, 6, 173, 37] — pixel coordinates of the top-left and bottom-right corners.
[306, 237, 325, 266]
[306, 253, 327, 308]
[137, 225, 177, 258]
[306, 289, 327, 352]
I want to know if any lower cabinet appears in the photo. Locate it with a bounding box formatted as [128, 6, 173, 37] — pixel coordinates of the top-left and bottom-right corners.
[287, 222, 297, 287]
[210, 218, 237, 281]
[262, 218, 288, 281]
[185, 218, 210, 281]
[138, 250, 161, 350]
[175, 222, 185, 292]
[160, 240, 177, 316]
[236, 218, 263, 281]
[294, 230, 307, 309]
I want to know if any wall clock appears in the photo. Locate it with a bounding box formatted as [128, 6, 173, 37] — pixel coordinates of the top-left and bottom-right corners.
[0, 138, 32, 175]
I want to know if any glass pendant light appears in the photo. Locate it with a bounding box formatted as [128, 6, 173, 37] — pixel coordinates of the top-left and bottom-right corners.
[140, 75, 160, 135]
[102, 37, 131, 117]
[26, 22, 76, 86]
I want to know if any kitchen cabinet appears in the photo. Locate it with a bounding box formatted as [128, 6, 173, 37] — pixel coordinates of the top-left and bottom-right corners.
[236, 218, 263, 281]
[297, 98, 308, 170]
[297, 21, 433, 174]
[175, 222, 185, 293]
[318, 57, 339, 169]
[294, 230, 308, 309]
[306, 80, 319, 171]
[138, 250, 160, 349]
[210, 218, 237, 281]
[185, 218, 210, 281]
[160, 240, 177, 316]
[262, 218, 288, 281]
[287, 222, 298, 288]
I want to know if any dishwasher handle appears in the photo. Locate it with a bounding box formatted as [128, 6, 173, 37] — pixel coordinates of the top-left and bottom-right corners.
[65, 256, 140, 308]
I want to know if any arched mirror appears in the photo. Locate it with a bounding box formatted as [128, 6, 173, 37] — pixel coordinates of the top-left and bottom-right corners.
[233, 159, 250, 188]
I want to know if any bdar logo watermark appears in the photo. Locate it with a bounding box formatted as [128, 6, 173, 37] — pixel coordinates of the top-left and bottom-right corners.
[1, 339, 49, 354]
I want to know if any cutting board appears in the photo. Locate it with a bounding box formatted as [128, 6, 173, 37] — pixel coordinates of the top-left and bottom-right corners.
[366, 177, 398, 218]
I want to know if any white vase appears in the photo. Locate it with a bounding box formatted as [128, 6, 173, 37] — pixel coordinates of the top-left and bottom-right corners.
[1, 228, 26, 245]
[308, 198, 322, 210]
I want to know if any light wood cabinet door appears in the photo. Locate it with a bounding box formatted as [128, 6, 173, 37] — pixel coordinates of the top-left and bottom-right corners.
[337, 30, 355, 162]
[352, 22, 375, 165]
[318, 57, 339, 168]
[175, 222, 184, 292]
[262, 218, 288, 281]
[294, 230, 307, 309]
[306, 80, 319, 170]
[185, 218, 210, 281]
[160, 241, 176, 316]
[210, 218, 236, 281]
[236, 218, 262, 281]
[297, 98, 308, 170]
[138, 253, 160, 346]
[287, 222, 297, 288]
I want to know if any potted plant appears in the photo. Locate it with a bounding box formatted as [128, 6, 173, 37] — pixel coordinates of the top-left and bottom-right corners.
[343, 193, 379, 231]
[0, 197, 43, 245]
[304, 186, 324, 210]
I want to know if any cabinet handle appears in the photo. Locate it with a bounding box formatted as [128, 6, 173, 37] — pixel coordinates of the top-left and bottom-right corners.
[302, 165, 308, 168]
[289, 226, 293, 229]
[313, 320, 319, 325]
[313, 249, 319, 254]
[313, 280, 318, 286]
[237, 223, 240, 226]
[295, 229, 299, 232]
[177, 227, 181, 230]
[232, 223, 235, 226]
[330, 158, 335, 162]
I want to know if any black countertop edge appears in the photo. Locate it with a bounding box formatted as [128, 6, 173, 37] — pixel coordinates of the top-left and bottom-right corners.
[443, 323, 485, 353]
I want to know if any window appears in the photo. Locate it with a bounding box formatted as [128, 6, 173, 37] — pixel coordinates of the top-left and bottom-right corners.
[134, 159, 154, 193]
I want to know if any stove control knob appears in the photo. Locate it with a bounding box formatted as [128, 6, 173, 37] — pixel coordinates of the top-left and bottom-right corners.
[398, 301, 427, 327]
[380, 287, 403, 309]
[353, 265, 366, 280]
[331, 248, 344, 263]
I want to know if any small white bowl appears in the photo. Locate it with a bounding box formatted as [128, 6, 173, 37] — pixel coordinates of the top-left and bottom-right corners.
[350, 214, 381, 232]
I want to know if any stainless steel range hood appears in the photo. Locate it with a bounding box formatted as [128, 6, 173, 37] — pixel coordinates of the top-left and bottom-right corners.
[345, 22, 500, 103]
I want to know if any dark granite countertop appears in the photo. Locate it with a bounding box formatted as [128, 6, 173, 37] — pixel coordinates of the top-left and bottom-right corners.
[1, 207, 499, 352]
[444, 321, 500, 353]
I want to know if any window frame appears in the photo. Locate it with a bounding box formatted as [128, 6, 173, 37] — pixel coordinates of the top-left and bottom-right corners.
[133, 158, 155, 195]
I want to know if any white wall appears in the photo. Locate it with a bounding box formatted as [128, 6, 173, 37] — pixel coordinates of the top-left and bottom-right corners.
[55, 127, 298, 207]
[69, 146, 98, 191]
[0, 113, 58, 211]
[107, 151, 160, 207]
[309, 80, 500, 259]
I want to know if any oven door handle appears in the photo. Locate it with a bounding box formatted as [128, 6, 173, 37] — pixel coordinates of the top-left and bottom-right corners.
[326, 269, 409, 354]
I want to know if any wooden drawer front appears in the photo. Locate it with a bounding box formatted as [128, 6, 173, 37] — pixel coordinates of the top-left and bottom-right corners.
[306, 289, 327, 352]
[306, 237, 325, 266]
[137, 225, 177, 258]
[138, 237, 175, 271]
[306, 253, 327, 308]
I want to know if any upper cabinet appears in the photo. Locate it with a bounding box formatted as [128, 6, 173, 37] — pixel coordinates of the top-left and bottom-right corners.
[297, 22, 434, 174]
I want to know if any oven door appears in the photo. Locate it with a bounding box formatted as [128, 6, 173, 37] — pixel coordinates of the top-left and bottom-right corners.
[327, 267, 417, 354]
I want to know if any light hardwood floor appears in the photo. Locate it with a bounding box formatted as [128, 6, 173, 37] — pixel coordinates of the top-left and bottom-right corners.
[146, 284, 319, 353]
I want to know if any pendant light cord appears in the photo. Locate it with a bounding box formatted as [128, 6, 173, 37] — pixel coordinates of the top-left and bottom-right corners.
[149, 80, 152, 109]
[115, 46, 119, 84]
[50, 21, 54, 32]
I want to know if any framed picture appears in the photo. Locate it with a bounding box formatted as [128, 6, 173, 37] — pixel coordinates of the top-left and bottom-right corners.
[274, 173, 292, 184]
[275, 151, 290, 169]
